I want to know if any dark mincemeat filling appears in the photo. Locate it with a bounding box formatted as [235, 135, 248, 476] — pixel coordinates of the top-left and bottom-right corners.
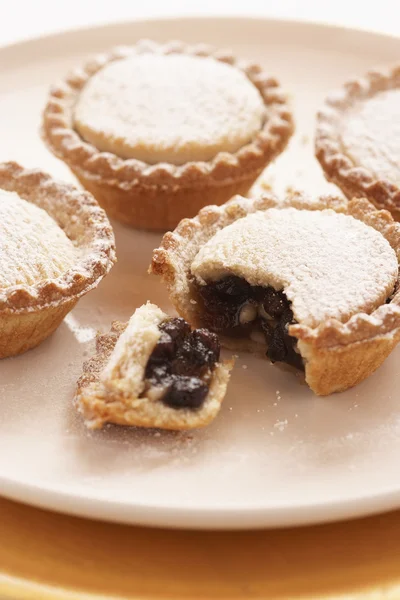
[145, 318, 220, 410]
[196, 275, 304, 371]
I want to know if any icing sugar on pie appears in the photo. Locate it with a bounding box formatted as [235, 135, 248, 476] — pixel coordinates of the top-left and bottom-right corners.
[74, 53, 266, 165]
[191, 207, 398, 328]
[0, 189, 77, 288]
[316, 64, 400, 218]
[340, 90, 400, 185]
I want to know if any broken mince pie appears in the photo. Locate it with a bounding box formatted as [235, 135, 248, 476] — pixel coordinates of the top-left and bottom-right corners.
[316, 63, 400, 219]
[151, 193, 400, 395]
[75, 303, 233, 429]
[0, 161, 116, 359]
[43, 39, 293, 231]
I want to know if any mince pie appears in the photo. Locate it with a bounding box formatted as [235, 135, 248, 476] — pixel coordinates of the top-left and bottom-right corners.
[0, 161, 116, 359]
[316, 63, 400, 219]
[151, 193, 400, 395]
[43, 39, 293, 231]
[75, 303, 233, 429]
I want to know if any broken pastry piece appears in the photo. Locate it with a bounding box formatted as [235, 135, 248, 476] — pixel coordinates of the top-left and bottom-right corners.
[75, 303, 233, 430]
[151, 192, 400, 396]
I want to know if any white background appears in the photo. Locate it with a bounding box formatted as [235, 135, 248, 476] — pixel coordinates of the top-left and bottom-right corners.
[1, 0, 399, 45]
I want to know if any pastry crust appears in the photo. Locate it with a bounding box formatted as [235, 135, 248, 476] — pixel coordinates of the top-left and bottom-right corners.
[190, 207, 397, 328]
[150, 192, 400, 395]
[316, 63, 400, 219]
[73, 53, 266, 164]
[42, 39, 294, 231]
[75, 303, 233, 430]
[0, 161, 116, 358]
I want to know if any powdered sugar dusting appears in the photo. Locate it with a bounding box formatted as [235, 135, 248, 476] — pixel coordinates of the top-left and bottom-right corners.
[64, 314, 97, 344]
[0, 189, 77, 288]
[342, 89, 400, 184]
[192, 207, 398, 327]
[274, 419, 288, 432]
[74, 54, 265, 165]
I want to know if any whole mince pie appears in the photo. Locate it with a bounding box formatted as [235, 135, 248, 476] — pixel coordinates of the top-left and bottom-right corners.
[316, 63, 400, 220]
[151, 193, 400, 396]
[0, 161, 116, 359]
[42, 39, 293, 231]
[75, 303, 233, 430]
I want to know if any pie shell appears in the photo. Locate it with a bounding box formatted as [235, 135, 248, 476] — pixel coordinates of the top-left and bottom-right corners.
[42, 39, 294, 231]
[150, 192, 400, 395]
[315, 63, 400, 220]
[0, 161, 116, 359]
[75, 311, 234, 430]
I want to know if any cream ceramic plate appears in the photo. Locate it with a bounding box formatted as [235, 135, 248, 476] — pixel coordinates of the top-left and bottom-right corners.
[1, 17, 400, 530]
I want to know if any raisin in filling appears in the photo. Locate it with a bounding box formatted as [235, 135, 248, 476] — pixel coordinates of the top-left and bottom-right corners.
[144, 318, 220, 410]
[196, 276, 304, 371]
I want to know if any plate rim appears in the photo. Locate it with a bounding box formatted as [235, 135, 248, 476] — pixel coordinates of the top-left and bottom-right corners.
[2, 471, 400, 530]
[1, 13, 400, 55]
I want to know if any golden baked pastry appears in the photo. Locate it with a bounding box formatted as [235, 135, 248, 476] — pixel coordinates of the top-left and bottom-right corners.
[151, 193, 400, 395]
[316, 64, 400, 219]
[0, 161, 116, 359]
[43, 39, 294, 231]
[75, 303, 233, 429]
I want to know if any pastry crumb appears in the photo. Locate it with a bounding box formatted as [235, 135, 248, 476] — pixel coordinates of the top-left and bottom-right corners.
[260, 181, 273, 191]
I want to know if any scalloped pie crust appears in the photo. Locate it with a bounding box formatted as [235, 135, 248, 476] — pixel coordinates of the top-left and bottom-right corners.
[43, 39, 294, 231]
[75, 303, 233, 430]
[151, 193, 400, 395]
[316, 63, 400, 220]
[0, 161, 116, 359]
